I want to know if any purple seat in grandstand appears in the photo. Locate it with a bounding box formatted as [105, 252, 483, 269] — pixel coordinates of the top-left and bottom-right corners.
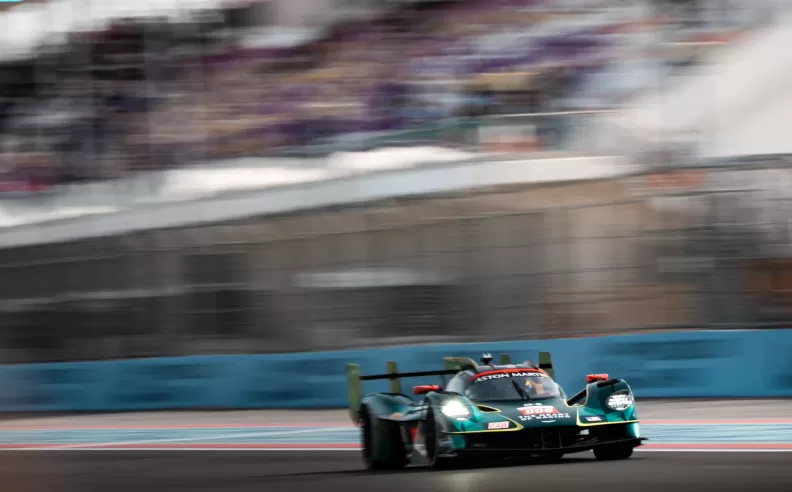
[56, 0, 629, 169]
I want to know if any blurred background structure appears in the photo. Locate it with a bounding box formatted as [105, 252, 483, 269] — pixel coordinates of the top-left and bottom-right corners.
[0, 0, 791, 364]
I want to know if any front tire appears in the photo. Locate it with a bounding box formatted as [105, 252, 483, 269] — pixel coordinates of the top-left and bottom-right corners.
[422, 407, 456, 470]
[593, 444, 634, 461]
[359, 406, 407, 470]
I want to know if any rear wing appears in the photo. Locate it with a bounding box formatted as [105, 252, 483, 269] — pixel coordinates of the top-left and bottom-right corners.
[346, 361, 458, 421]
[443, 353, 514, 370]
[486, 351, 555, 379]
[443, 357, 479, 371]
[442, 352, 555, 378]
[539, 351, 555, 379]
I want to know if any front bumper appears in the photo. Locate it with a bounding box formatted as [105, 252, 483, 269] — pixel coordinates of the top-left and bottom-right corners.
[442, 424, 646, 457]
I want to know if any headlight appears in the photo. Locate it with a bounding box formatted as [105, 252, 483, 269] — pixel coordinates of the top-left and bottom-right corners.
[441, 400, 471, 420]
[606, 390, 634, 411]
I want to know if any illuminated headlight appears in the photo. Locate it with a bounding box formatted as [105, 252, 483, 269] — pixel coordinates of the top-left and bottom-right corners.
[606, 390, 634, 411]
[441, 400, 471, 420]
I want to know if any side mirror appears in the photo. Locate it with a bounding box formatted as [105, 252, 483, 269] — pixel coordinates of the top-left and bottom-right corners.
[413, 384, 441, 395]
[586, 373, 609, 383]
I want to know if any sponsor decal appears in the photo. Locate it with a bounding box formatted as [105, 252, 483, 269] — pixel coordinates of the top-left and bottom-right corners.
[391, 412, 403, 419]
[487, 421, 510, 430]
[518, 405, 558, 416]
[475, 372, 545, 382]
[518, 405, 570, 421]
[519, 412, 571, 421]
[606, 393, 633, 411]
[584, 416, 602, 422]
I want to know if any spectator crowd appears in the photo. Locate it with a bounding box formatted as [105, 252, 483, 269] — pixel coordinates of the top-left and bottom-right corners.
[0, 0, 750, 191]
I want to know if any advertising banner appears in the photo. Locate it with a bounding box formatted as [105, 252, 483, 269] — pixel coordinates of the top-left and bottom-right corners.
[0, 329, 789, 412]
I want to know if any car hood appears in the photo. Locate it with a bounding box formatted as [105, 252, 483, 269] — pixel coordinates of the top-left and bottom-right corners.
[440, 396, 632, 433]
[484, 398, 577, 427]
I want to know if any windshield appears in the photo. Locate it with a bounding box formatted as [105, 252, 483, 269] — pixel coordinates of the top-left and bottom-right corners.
[464, 372, 563, 402]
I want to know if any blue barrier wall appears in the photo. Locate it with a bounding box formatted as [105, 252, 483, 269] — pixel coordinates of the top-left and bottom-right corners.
[0, 329, 790, 412]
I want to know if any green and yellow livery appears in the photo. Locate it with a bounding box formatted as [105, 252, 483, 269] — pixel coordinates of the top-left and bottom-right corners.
[347, 352, 645, 470]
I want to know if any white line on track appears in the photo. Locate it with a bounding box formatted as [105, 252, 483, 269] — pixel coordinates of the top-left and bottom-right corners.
[636, 448, 792, 453]
[2, 447, 792, 452]
[1, 447, 363, 451]
[4, 427, 354, 451]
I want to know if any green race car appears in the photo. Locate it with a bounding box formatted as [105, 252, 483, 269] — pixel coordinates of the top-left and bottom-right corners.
[347, 352, 646, 470]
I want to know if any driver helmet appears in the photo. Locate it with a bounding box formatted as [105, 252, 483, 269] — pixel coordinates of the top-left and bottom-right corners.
[523, 378, 550, 398]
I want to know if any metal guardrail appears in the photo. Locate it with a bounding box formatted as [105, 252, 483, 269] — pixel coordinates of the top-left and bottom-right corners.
[220, 110, 622, 158]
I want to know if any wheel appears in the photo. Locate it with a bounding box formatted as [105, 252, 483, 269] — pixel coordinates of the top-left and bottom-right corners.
[422, 407, 456, 470]
[593, 444, 634, 461]
[359, 406, 408, 470]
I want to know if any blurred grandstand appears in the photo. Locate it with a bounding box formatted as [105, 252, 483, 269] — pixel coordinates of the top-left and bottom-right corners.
[0, 0, 790, 364]
[0, 0, 762, 187]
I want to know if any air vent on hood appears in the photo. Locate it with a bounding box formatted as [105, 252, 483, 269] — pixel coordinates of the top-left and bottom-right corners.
[476, 405, 501, 413]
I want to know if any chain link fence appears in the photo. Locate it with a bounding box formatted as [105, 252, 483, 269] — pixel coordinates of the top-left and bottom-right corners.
[0, 154, 791, 363]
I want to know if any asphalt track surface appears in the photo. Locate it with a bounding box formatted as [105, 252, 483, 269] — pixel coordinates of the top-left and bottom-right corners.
[1, 450, 790, 492]
[5, 399, 792, 427]
[0, 401, 790, 492]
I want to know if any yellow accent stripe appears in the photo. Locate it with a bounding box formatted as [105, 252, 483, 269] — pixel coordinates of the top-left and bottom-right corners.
[568, 385, 590, 407]
[576, 411, 639, 427]
[576, 419, 639, 427]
